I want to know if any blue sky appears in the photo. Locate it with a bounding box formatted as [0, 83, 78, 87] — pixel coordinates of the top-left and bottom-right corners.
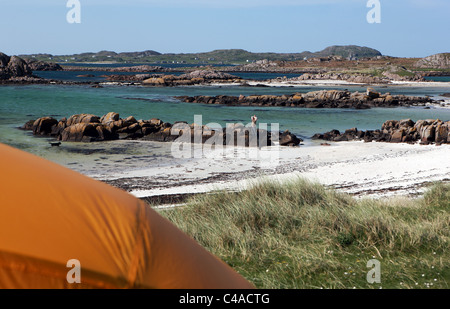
[2, 0, 449, 57]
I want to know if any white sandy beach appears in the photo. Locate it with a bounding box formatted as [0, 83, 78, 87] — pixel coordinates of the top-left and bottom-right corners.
[245, 79, 450, 88]
[94, 140, 450, 201]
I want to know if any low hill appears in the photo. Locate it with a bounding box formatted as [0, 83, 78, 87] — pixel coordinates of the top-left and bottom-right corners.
[21, 45, 382, 65]
[315, 45, 382, 59]
[415, 53, 450, 69]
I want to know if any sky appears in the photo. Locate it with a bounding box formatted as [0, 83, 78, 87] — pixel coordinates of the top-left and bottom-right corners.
[1, 0, 449, 57]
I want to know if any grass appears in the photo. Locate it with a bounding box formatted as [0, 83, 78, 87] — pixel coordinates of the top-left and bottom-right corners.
[392, 70, 416, 77]
[159, 178, 449, 289]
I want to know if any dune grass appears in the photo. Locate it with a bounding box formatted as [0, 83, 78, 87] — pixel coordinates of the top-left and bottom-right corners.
[159, 178, 449, 289]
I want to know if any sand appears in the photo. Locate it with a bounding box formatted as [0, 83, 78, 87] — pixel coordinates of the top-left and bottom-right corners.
[244, 79, 450, 88]
[93, 140, 450, 201]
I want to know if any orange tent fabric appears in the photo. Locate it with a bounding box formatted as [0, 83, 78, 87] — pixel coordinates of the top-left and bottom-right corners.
[0, 143, 254, 289]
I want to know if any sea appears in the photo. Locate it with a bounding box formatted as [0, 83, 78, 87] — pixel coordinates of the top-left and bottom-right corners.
[1, 65, 450, 177]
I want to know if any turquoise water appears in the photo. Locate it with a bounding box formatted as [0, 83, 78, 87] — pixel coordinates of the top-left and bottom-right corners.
[35, 70, 450, 83]
[2, 83, 450, 139]
[424, 76, 450, 82]
[34, 71, 301, 82]
[1, 83, 450, 175]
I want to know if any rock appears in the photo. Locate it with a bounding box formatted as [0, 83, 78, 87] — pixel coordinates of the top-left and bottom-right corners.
[96, 125, 118, 141]
[60, 123, 100, 142]
[32, 117, 58, 136]
[141, 70, 240, 86]
[279, 131, 302, 146]
[105, 74, 152, 82]
[150, 118, 162, 126]
[21, 112, 291, 148]
[1, 53, 33, 80]
[176, 91, 433, 109]
[123, 116, 137, 127]
[100, 112, 120, 124]
[142, 77, 167, 86]
[21, 119, 35, 131]
[415, 53, 450, 69]
[421, 125, 436, 143]
[314, 119, 450, 145]
[366, 88, 380, 99]
[0, 52, 10, 67]
[399, 119, 415, 128]
[142, 125, 159, 136]
[6, 56, 32, 77]
[435, 123, 449, 144]
[25, 59, 63, 71]
[66, 114, 100, 126]
[390, 130, 404, 143]
[50, 118, 67, 137]
[179, 70, 238, 80]
[103, 120, 124, 133]
[116, 123, 141, 134]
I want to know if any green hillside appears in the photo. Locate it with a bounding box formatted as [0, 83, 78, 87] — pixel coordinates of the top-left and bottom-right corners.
[21, 45, 382, 65]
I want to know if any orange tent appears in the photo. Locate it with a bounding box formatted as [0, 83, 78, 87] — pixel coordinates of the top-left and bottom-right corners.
[0, 143, 254, 289]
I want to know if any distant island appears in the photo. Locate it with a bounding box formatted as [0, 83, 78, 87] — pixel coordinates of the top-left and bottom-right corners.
[2, 46, 449, 86]
[21, 45, 382, 65]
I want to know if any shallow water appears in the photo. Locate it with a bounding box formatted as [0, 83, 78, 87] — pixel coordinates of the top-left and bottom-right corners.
[1, 83, 450, 175]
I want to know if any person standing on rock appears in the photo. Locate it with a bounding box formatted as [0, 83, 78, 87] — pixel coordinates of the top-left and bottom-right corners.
[250, 115, 259, 149]
[251, 115, 258, 127]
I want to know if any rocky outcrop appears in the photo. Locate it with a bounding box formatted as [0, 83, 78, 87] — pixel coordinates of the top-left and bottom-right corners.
[62, 65, 169, 73]
[296, 72, 387, 84]
[313, 119, 450, 145]
[288, 68, 424, 83]
[178, 70, 237, 80]
[227, 59, 280, 72]
[25, 59, 63, 71]
[415, 53, 450, 69]
[22, 113, 300, 147]
[176, 89, 433, 109]
[142, 70, 241, 86]
[279, 130, 303, 146]
[104, 74, 153, 82]
[0, 53, 33, 80]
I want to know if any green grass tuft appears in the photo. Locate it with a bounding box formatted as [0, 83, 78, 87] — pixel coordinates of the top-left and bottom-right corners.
[159, 178, 449, 289]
